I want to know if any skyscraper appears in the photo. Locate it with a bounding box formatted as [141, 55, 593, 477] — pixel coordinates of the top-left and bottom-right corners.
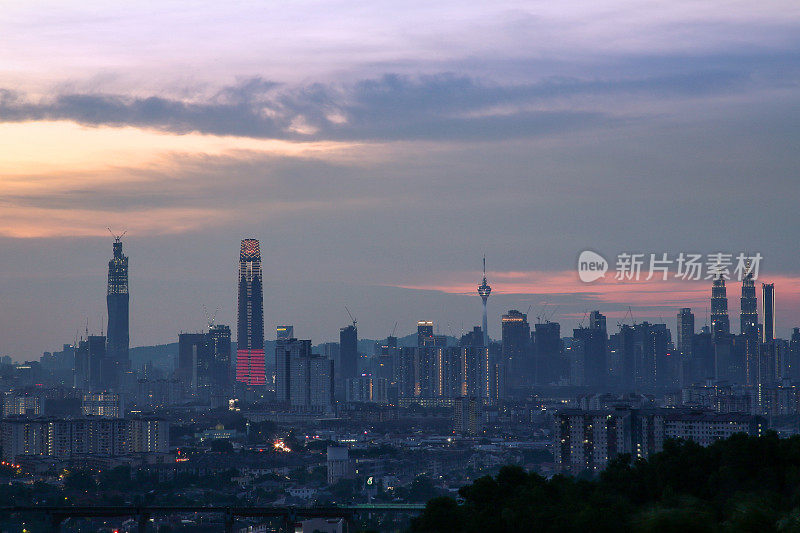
[710, 276, 730, 339]
[477, 256, 491, 347]
[677, 308, 695, 356]
[275, 338, 333, 413]
[740, 269, 758, 335]
[501, 310, 530, 387]
[762, 283, 775, 343]
[208, 324, 232, 400]
[340, 324, 358, 382]
[533, 321, 561, 385]
[236, 239, 265, 386]
[417, 321, 434, 347]
[106, 235, 130, 377]
[178, 333, 210, 396]
[571, 321, 607, 388]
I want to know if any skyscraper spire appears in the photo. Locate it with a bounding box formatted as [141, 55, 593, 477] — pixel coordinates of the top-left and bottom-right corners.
[740, 260, 758, 335]
[478, 255, 492, 347]
[710, 274, 730, 339]
[236, 238, 266, 386]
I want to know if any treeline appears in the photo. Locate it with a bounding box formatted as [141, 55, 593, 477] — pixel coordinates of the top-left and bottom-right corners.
[411, 433, 800, 532]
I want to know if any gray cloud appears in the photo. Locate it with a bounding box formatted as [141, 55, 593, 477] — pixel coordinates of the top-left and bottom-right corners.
[0, 63, 765, 142]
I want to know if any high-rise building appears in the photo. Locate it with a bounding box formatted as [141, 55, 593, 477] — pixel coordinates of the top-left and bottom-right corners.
[571, 318, 607, 388]
[276, 325, 294, 340]
[589, 311, 607, 333]
[740, 269, 758, 335]
[178, 332, 212, 397]
[339, 324, 358, 382]
[789, 328, 800, 382]
[82, 392, 123, 418]
[677, 308, 695, 356]
[208, 324, 232, 396]
[710, 276, 730, 339]
[417, 321, 434, 347]
[74, 335, 106, 390]
[275, 338, 311, 403]
[236, 239, 265, 386]
[477, 256, 492, 347]
[763, 283, 775, 343]
[275, 338, 333, 412]
[533, 321, 561, 385]
[106, 235, 130, 383]
[501, 310, 530, 388]
[453, 397, 481, 435]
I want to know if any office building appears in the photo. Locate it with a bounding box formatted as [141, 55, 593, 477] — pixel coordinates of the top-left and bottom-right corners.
[275, 338, 333, 412]
[177, 332, 212, 397]
[533, 321, 562, 385]
[236, 239, 266, 386]
[763, 283, 775, 343]
[501, 310, 531, 388]
[676, 308, 695, 356]
[73, 335, 107, 390]
[571, 325, 607, 388]
[208, 323, 232, 397]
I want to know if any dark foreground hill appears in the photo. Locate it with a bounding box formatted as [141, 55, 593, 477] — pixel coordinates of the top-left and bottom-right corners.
[411, 433, 800, 533]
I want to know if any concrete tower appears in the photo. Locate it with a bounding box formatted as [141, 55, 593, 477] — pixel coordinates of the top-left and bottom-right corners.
[477, 256, 492, 347]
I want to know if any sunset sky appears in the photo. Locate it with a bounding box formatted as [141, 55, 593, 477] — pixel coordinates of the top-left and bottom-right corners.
[1, 1, 799, 359]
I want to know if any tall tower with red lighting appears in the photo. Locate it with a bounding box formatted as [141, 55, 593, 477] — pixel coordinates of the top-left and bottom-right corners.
[236, 239, 265, 386]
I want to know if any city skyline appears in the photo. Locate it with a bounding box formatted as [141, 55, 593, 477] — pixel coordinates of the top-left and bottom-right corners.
[4, 233, 797, 361]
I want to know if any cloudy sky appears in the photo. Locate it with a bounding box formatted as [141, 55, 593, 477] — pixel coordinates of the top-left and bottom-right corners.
[1, 1, 799, 359]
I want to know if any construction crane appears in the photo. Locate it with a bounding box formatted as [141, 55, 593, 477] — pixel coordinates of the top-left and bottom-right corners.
[617, 306, 635, 328]
[345, 306, 357, 329]
[578, 310, 589, 328]
[203, 304, 220, 329]
[107, 227, 127, 240]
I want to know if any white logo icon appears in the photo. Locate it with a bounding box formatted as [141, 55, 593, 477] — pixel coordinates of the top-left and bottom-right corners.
[578, 250, 608, 282]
